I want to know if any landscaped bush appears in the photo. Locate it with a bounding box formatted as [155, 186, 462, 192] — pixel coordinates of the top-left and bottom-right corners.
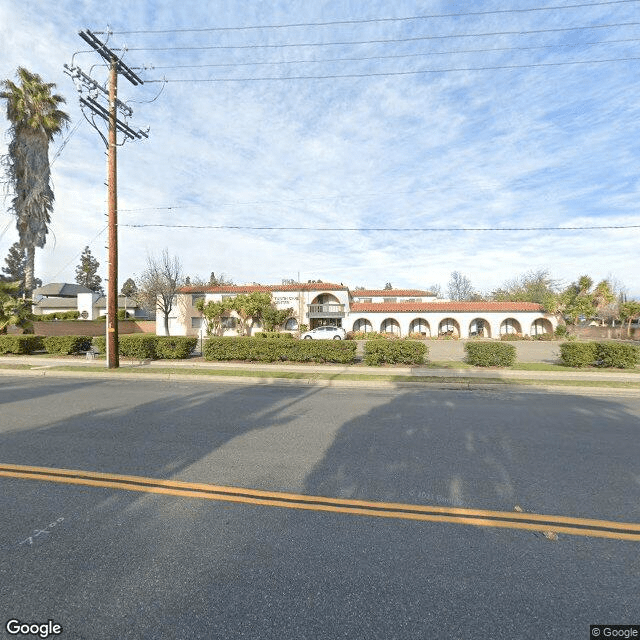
[254, 332, 294, 339]
[559, 342, 598, 368]
[92, 334, 157, 359]
[118, 334, 158, 359]
[499, 333, 530, 341]
[364, 340, 428, 366]
[155, 336, 198, 359]
[203, 337, 357, 364]
[43, 335, 92, 355]
[554, 324, 568, 338]
[465, 342, 516, 367]
[595, 342, 639, 368]
[0, 335, 44, 354]
[532, 333, 555, 341]
[348, 331, 404, 341]
[38, 310, 80, 321]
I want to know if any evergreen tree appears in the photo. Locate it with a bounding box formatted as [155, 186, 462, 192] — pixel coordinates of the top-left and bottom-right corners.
[1, 67, 70, 297]
[121, 277, 137, 298]
[1, 242, 26, 283]
[75, 246, 103, 293]
[1, 242, 41, 295]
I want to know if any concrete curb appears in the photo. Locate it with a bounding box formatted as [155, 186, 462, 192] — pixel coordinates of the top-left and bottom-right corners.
[1, 364, 639, 396]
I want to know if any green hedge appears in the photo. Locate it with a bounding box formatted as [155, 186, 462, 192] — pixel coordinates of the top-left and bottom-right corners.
[559, 342, 598, 368]
[0, 335, 44, 354]
[253, 332, 294, 339]
[92, 335, 197, 360]
[155, 336, 198, 359]
[92, 334, 156, 359]
[559, 341, 639, 368]
[204, 337, 357, 364]
[363, 340, 428, 365]
[42, 335, 92, 355]
[595, 342, 640, 368]
[465, 342, 517, 367]
[38, 310, 80, 321]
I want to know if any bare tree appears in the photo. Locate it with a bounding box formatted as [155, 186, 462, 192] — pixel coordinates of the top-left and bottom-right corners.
[447, 271, 475, 301]
[136, 249, 183, 336]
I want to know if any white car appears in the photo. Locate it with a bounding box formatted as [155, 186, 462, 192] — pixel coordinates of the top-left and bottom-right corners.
[300, 326, 347, 340]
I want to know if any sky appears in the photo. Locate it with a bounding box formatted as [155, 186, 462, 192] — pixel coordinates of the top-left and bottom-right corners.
[1, 0, 639, 297]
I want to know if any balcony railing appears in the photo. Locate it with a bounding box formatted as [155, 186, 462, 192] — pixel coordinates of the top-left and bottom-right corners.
[308, 304, 345, 318]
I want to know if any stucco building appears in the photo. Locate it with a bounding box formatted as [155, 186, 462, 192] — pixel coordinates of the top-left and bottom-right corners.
[162, 282, 557, 339]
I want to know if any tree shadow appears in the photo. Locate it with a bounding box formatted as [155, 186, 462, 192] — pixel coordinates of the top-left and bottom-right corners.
[2, 381, 639, 639]
[304, 387, 640, 521]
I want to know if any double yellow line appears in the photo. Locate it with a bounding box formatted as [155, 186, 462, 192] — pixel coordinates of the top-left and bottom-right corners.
[1, 463, 639, 542]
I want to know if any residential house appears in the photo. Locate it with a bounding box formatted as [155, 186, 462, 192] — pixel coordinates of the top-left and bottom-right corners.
[162, 281, 556, 338]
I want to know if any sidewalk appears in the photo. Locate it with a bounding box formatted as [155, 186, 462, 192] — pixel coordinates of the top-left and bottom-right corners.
[1, 355, 639, 394]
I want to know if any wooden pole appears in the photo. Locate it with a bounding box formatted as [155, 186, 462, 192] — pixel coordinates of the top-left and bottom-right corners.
[107, 57, 119, 368]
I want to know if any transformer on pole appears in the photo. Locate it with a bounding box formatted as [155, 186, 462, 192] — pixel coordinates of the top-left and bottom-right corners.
[65, 30, 148, 368]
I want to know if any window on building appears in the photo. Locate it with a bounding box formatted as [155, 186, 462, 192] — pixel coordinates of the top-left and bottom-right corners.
[353, 318, 373, 332]
[285, 318, 299, 331]
[500, 318, 521, 335]
[381, 318, 400, 334]
[438, 318, 459, 336]
[191, 317, 203, 329]
[383, 297, 397, 303]
[191, 294, 205, 305]
[409, 318, 430, 336]
[221, 316, 237, 329]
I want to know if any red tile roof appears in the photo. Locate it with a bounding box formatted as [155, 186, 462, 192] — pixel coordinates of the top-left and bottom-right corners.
[350, 301, 545, 313]
[179, 282, 348, 294]
[351, 289, 435, 297]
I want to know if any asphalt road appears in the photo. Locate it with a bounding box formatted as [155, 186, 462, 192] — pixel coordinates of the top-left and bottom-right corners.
[1, 376, 638, 639]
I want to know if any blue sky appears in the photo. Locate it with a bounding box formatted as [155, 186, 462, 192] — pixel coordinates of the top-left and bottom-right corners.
[1, 0, 639, 297]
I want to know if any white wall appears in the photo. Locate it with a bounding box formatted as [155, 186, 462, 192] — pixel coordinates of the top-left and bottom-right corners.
[347, 311, 556, 338]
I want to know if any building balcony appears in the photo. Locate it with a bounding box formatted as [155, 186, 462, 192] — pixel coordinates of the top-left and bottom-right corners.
[307, 303, 346, 318]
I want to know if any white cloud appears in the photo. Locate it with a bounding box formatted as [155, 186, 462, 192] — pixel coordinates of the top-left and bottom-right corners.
[1, 0, 639, 297]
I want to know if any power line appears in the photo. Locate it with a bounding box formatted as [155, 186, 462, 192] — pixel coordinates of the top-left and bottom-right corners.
[145, 56, 640, 82]
[141, 38, 640, 70]
[123, 21, 640, 51]
[121, 223, 640, 232]
[105, 0, 640, 34]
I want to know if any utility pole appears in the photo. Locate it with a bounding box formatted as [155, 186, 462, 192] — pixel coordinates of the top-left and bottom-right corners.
[65, 30, 148, 368]
[107, 59, 119, 367]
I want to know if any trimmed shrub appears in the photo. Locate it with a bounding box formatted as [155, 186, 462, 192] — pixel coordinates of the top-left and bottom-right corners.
[92, 335, 106, 353]
[38, 310, 80, 321]
[364, 340, 428, 366]
[93, 335, 158, 359]
[554, 324, 568, 338]
[155, 336, 197, 359]
[465, 342, 516, 367]
[203, 337, 357, 364]
[0, 335, 44, 354]
[559, 342, 598, 368]
[348, 331, 402, 341]
[43, 335, 93, 355]
[532, 333, 555, 341]
[500, 333, 530, 341]
[118, 334, 158, 359]
[254, 332, 294, 339]
[595, 342, 639, 369]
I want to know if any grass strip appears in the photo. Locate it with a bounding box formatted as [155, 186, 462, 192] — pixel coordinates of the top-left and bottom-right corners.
[27, 364, 640, 390]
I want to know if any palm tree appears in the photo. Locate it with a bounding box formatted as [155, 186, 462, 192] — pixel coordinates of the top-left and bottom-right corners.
[1, 67, 70, 297]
